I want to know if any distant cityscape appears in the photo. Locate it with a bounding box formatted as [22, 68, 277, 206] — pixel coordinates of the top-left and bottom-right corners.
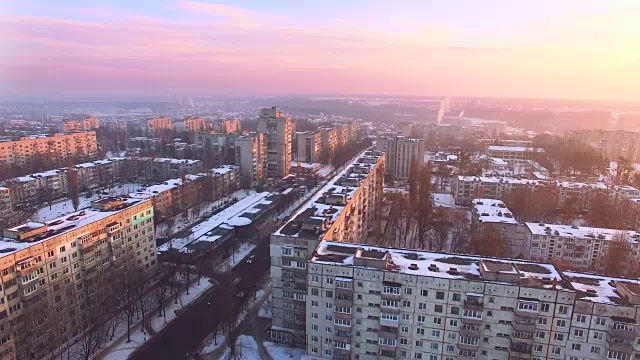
[1, 97, 640, 360]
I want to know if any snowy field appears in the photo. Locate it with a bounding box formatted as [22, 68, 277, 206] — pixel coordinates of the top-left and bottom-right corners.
[221, 335, 260, 359]
[31, 183, 139, 222]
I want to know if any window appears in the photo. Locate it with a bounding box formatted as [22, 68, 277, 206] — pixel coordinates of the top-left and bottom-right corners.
[416, 328, 425, 335]
[311, 275, 319, 283]
[404, 287, 412, 295]
[311, 300, 318, 307]
[574, 329, 584, 337]
[452, 293, 461, 301]
[436, 291, 444, 300]
[591, 346, 600, 354]
[48, 250, 54, 257]
[403, 300, 411, 307]
[401, 325, 409, 333]
[536, 331, 545, 339]
[415, 340, 423, 348]
[538, 317, 547, 325]
[59, 246, 66, 252]
[593, 332, 604, 340]
[540, 303, 550, 312]
[449, 319, 458, 326]
[326, 277, 334, 285]
[400, 338, 408, 345]
[419, 303, 427, 310]
[463, 309, 482, 319]
[554, 333, 564, 341]
[433, 317, 442, 325]
[430, 343, 439, 350]
[421, 290, 428, 296]
[571, 344, 581, 351]
[311, 288, 319, 296]
[434, 305, 443, 313]
[448, 333, 457, 340]
[383, 286, 400, 295]
[595, 317, 606, 326]
[556, 320, 566, 328]
[417, 315, 425, 323]
[552, 346, 561, 355]
[576, 314, 586, 323]
[312, 312, 318, 319]
[518, 301, 539, 312]
[558, 305, 568, 314]
[431, 330, 440, 338]
[450, 307, 459, 315]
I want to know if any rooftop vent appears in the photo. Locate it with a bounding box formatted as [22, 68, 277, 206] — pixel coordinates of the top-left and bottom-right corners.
[408, 263, 419, 271]
[428, 264, 439, 272]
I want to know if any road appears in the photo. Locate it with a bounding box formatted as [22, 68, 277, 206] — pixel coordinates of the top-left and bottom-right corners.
[131, 237, 270, 360]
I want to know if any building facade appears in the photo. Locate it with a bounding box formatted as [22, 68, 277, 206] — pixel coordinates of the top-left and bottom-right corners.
[304, 240, 640, 360]
[175, 117, 206, 133]
[320, 127, 338, 163]
[142, 117, 172, 135]
[270, 149, 386, 346]
[376, 136, 425, 179]
[0, 197, 156, 360]
[235, 133, 266, 188]
[257, 107, 292, 178]
[212, 119, 241, 134]
[124, 157, 203, 182]
[0, 132, 98, 169]
[298, 131, 322, 164]
[569, 129, 640, 162]
[62, 115, 99, 133]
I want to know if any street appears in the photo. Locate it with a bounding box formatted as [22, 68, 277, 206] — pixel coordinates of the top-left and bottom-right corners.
[131, 237, 271, 360]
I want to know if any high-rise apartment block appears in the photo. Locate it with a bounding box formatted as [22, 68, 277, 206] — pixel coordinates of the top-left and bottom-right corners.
[0, 132, 98, 169]
[175, 117, 206, 133]
[142, 117, 172, 135]
[304, 240, 640, 360]
[62, 115, 99, 133]
[569, 129, 640, 162]
[235, 133, 266, 188]
[375, 136, 425, 178]
[321, 127, 339, 162]
[212, 119, 241, 134]
[257, 107, 292, 178]
[298, 131, 322, 163]
[270, 149, 386, 346]
[0, 197, 156, 359]
[124, 157, 203, 182]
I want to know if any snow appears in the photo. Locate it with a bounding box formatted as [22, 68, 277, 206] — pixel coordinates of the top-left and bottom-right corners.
[525, 222, 640, 243]
[564, 271, 622, 305]
[258, 295, 272, 318]
[101, 279, 214, 360]
[264, 342, 306, 360]
[31, 183, 139, 222]
[431, 193, 456, 208]
[221, 335, 260, 359]
[216, 242, 255, 271]
[317, 164, 334, 178]
[488, 145, 543, 153]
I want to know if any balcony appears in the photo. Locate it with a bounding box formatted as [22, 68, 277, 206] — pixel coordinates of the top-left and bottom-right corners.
[458, 342, 479, 351]
[607, 337, 634, 354]
[509, 344, 532, 358]
[514, 309, 538, 319]
[511, 333, 533, 345]
[463, 299, 484, 311]
[460, 325, 481, 337]
[460, 316, 483, 325]
[512, 321, 536, 333]
[609, 324, 637, 340]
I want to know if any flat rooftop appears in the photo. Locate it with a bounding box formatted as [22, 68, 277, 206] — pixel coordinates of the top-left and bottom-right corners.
[525, 222, 640, 243]
[273, 149, 383, 239]
[488, 145, 544, 152]
[311, 240, 566, 290]
[472, 198, 517, 224]
[0, 197, 146, 257]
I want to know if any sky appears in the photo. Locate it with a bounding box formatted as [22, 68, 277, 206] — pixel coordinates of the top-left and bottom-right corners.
[1, 0, 640, 100]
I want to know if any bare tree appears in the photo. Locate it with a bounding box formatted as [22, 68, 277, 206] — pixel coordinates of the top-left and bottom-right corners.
[471, 224, 507, 257]
[603, 231, 633, 277]
[67, 169, 81, 211]
[73, 322, 108, 360]
[218, 278, 242, 359]
[449, 209, 470, 253]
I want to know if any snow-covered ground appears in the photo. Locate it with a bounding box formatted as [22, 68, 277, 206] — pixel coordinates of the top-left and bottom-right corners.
[216, 241, 256, 272]
[31, 183, 139, 222]
[264, 341, 305, 360]
[221, 335, 260, 359]
[317, 164, 334, 178]
[100, 280, 214, 360]
[258, 295, 272, 318]
[432, 193, 456, 208]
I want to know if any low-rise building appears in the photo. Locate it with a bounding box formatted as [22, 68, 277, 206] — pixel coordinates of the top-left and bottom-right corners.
[471, 198, 525, 255]
[125, 157, 203, 182]
[487, 146, 544, 161]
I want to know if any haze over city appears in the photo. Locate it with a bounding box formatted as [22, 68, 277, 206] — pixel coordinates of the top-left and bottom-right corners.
[3, 0, 640, 100]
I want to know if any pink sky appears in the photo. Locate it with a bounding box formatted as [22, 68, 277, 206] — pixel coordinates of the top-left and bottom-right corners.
[2, 1, 640, 100]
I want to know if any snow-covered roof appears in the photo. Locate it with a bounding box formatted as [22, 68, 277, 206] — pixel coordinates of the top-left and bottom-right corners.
[311, 240, 565, 290]
[472, 198, 517, 224]
[488, 145, 544, 153]
[0, 197, 148, 257]
[211, 165, 238, 175]
[128, 175, 206, 199]
[273, 149, 384, 238]
[525, 222, 640, 243]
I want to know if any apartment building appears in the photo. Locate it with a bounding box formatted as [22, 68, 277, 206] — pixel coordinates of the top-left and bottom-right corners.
[305, 240, 640, 360]
[375, 136, 425, 179]
[142, 117, 172, 135]
[321, 127, 339, 163]
[0, 187, 12, 219]
[336, 123, 351, 147]
[0, 197, 156, 360]
[175, 117, 206, 133]
[298, 131, 322, 163]
[569, 129, 640, 162]
[124, 157, 203, 182]
[487, 146, 544, 161]
[62, 115, 99, 133]
[212, 119, 241, 134]
[270, 149, 386, 346]
[523, 222, 640, 271]
[73, 158, 126, 190]
[235, 133, 266, 188]
[207, 165, 240, 200]
[0, 132, 97, 169]
[471, 199, 525, 255]
[453, 176, 640, 208]
[257, 107, 292, 178]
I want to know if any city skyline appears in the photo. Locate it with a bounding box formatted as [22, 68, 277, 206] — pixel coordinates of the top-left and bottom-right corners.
[3, 0, 640, 100]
